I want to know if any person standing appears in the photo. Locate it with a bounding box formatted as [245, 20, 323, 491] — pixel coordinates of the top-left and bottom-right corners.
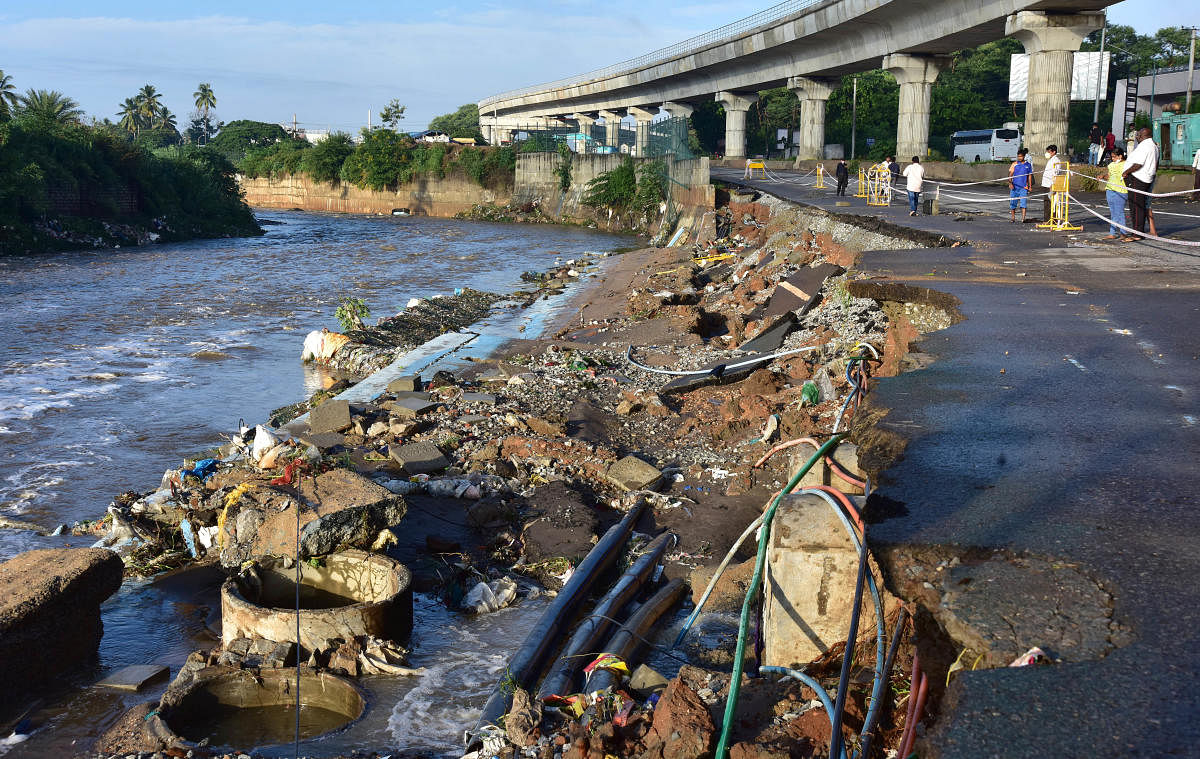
[1104, 147, 1128, 239]
[1191, 146, 1200, 203]
[1122, 127, 1158, 241]
[1088, 122, 1103, 165]
[1009, 148, 1033, 223]
[903, 155, 924, 216]
[1104, 128, 1116, 164]
[835, 159, 849, 196]
[1041, 144, 1065, 221]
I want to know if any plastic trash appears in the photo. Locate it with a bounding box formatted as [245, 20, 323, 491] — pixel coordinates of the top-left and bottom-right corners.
[251, 425, 283, 462]
[1009, 646, 1048, 667]
[427, 479, 482, 499]
[816, 371, 837, 402]
[257, 441, 291, 470]
[182, 458, 219, 481]
[196, 525, 220, 553]
[801, 380, 820, 406]
[301, 330, 351, 362]
[463, 577, 518, 613]
[92, 507, 142, 555]
[380, 479, 424, 495]
[180, 519, 198, 559]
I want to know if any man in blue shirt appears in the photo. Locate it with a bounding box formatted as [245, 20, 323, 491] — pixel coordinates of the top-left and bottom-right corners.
[1009, 148, 1033, 223]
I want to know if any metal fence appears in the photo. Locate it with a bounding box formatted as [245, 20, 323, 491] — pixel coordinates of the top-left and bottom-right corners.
[479, 0, 825, 107]
[505, 116, 693, 159]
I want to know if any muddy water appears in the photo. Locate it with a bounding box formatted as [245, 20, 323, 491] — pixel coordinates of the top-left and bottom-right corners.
[0, 212, 633, 756]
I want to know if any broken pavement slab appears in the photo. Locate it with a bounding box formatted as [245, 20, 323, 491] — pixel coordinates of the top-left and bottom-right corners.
[389, 441, 450, 475]
[307, 399, 352, 434]
[386, 375, 421, 393]
[97, 664, 170, 692]
[461, 392, 497, 405]
[297, 431, 347, 451]
[385, 396, 441, 418]
[760, 263, 844, 319]
[606, 455, 663, 491]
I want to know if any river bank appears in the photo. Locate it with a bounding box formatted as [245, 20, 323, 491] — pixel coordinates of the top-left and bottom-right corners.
[26, 183, 971, 759]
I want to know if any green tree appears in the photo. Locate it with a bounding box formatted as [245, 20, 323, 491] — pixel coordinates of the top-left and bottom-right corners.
[135, 84, 162, 130]
[826, 70, 898, 159]
[208, 119, 289, 161]
[16, 89, 84, 124]
[428, 103, 482, 140]
[340, 128, 414, 189]
[300, 132, 355, 184]
[0, 70, 17, 120]
[192, 83, 216, 144]
[379, 99, 406, 130]
[117, 97, 141, 136]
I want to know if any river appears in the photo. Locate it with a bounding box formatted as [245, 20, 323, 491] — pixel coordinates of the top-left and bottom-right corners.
[0, 211, 635, 756]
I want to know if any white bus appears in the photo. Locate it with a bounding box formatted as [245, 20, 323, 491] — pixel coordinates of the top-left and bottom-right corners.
[950, 124, 1022, 162]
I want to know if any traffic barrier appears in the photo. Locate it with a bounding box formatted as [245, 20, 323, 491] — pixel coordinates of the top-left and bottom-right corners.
[1037, 162, 1081, 231]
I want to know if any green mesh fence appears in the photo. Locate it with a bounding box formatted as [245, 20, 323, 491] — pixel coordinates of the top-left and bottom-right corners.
[509, 116, 693, 159]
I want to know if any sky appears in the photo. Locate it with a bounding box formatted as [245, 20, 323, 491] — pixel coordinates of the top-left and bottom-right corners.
[0, 0, 1188, 133]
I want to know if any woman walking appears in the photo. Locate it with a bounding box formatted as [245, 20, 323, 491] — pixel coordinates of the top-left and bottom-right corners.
[1104, 147, 1128, 240]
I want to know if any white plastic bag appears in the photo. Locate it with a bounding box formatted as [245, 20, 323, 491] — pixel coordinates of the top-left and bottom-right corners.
[463, 577, 518, 614]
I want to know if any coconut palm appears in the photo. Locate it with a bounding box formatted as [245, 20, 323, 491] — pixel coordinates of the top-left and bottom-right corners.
[192, 82, 216, 144]
[16, 89, 83, 124]
[156, 106, 177, 132]
[117, 97, 141, 135]
[0, 70, 18, 119]
[136, 84, 161, 127]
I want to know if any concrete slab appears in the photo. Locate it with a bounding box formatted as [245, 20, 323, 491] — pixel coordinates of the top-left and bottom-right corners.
[307, 399, 351, 434]
[386, 375, 421, 393]
[298, 431, 347, 451]
[385, 397, 440, 418]
[389, 441, 450, 475]
[606, 455, 662, 491]
[737, 313, 797, 353]
[96, 664, 170, 692]
[763, 493, 875, 668]
[461, 392, 497, 405]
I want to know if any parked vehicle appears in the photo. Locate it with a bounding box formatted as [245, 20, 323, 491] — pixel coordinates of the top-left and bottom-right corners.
[951, 123, 1023, 162]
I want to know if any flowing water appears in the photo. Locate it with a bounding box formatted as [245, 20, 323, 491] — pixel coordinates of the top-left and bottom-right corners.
[0, 211, 634, 756]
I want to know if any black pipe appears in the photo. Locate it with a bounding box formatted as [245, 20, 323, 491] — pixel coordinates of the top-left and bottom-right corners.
[537, 532, 675, 700]
[583, 578, 688, 693]
[467, 500, 648, 745]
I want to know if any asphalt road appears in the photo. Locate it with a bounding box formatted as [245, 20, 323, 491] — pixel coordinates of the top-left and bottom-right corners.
[714, 167, 1200, 757]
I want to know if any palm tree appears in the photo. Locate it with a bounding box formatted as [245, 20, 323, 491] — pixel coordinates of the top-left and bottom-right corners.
[0, 70, 17, 119]
[192, 82, 216, 144]
[157, 106, 177, 132]
[135, 84, 161, 129]
[16, 89, 83, 124]
[117, 97, 141, 136]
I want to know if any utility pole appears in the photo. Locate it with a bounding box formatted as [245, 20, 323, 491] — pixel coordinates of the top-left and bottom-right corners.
[292, 113, 297, 137]
[1093, 16, 1107, 124]
[367, 110, 372, 131]
[851, 77, 858, 160]
[1187, 27, 1196, 113]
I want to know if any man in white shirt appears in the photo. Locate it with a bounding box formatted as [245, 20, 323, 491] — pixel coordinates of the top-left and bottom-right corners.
[1041, 144, 1065, 221]
[1190, 146, 1200, 203]
[902, 156, 925, 216]
[1122, 128, 1159, 240]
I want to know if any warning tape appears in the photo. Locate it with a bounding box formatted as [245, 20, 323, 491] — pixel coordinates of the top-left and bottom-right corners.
[1067, 193, 1200, 246]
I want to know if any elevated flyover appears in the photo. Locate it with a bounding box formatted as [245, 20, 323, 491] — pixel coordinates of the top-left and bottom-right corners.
[480, 0, 1118, 159]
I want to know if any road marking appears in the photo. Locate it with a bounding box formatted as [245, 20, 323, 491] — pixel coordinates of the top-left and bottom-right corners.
[1064, 356, 1087, 372]
[1184, 415, 1196, 426]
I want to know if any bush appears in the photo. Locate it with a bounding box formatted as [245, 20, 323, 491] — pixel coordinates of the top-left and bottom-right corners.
[583, 156, 637, 209]
[300, 132, 355, 185]
[240, 138, 310, 179]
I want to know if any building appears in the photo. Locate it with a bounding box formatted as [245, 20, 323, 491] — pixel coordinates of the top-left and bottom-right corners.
[1112, 63, 1200, 136]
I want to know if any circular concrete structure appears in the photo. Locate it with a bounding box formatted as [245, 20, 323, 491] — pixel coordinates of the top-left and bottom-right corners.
[221, 549, 412, 652]
[159, 667, 364, 748]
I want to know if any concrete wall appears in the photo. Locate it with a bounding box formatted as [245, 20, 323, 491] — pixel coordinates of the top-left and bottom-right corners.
[240, 173, 511, 217]
[515, 153, 714, 219]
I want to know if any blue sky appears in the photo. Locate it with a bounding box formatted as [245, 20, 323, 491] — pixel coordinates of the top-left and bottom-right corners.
[0, 0, 1184, 133]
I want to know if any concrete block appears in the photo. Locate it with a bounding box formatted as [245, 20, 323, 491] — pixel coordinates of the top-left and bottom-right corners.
[793, 442, 865, 495]
[763, 493, 876, 668]
[607, 455, 662, 491]
[390, 441, 450, 475]
[628, 664, 668, 698]
[461, 392, 497, 405]
[386, 396, 440, 418]
[308, 399, 352, 434]
[386, 375, 421, 393]
[298, 431, 346, 451]
[391, 391, 433, 401]
[96, 664, 170, 692]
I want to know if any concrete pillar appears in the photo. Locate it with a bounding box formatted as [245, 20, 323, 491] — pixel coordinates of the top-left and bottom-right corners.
[598, 110, 625, 148]
[883, 54, 950, 160]
[628, 107, 655, 157]
[479, 116, 497, 145]
[715, 91, 758, 159]
[572, 113, 598, 146]
[659, 101, 694, 120]
[787, 76, 835, 160]
[1006, 11, 1105, 156]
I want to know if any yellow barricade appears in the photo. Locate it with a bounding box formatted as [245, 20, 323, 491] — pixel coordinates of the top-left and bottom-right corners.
[855, 168, 867, 198]
[866, 166, 890, 207]
[745, 160, 767, 179]
[1037, 161, 1082, 231]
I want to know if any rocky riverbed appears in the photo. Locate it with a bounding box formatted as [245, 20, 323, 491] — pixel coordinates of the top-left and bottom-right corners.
[9, 193, 974, 759]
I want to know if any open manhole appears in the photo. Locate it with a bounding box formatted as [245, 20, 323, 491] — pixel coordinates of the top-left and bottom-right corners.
[160, 667, 364, 749]
[221, 549, 413, 652]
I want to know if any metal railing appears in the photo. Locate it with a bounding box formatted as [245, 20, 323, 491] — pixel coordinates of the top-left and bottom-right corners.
[479, 0, 827, 107]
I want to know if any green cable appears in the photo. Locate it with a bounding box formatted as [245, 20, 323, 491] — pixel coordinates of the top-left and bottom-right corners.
[714, 433, 846, 759]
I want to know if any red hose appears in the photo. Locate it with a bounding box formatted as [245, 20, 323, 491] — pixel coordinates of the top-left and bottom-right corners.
[898, 654, 929, 758]
[754, 436, 868, 491]
[801, 484, 864, 532]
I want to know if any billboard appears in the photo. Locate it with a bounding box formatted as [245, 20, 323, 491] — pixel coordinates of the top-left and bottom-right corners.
[1008, 51, 1110, 101]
